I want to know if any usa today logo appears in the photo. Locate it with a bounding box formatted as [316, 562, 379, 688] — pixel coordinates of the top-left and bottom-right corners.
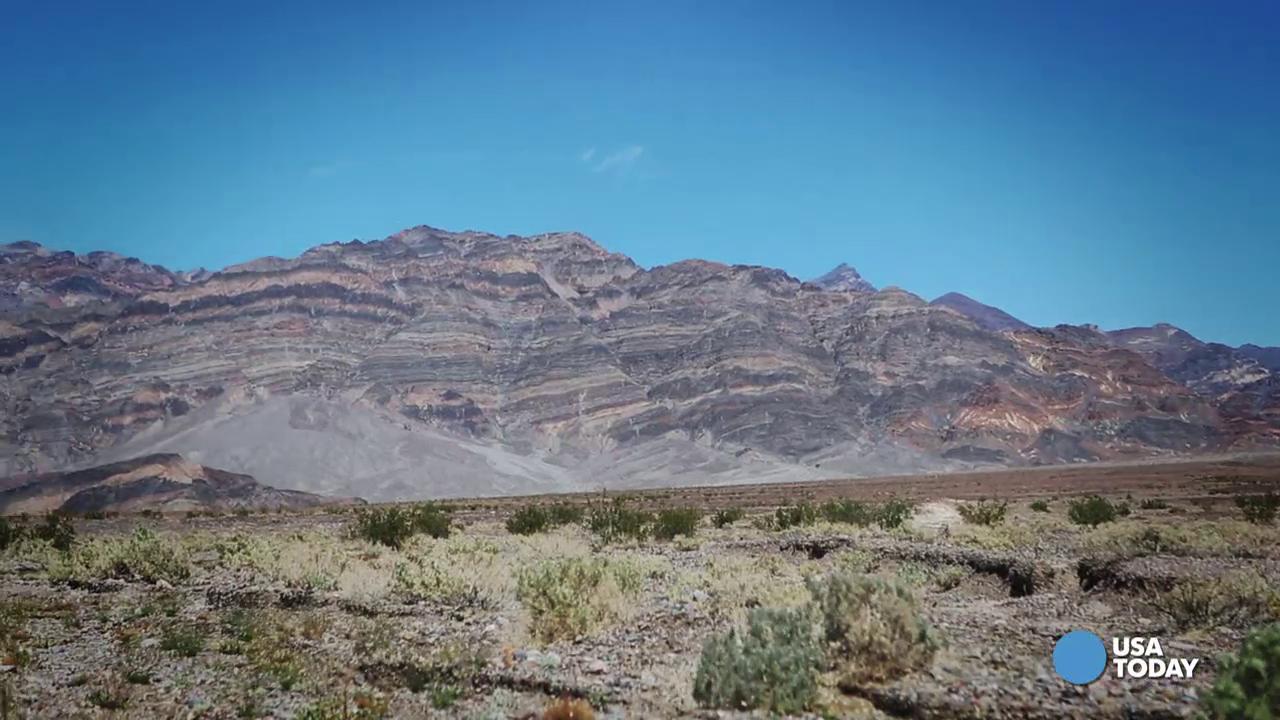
[1053, 630, 1200, 684]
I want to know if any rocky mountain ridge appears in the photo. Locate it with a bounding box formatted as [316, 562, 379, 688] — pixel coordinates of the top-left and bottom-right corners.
[2, 228, 1276, 500]
[0, 453, 349, 515]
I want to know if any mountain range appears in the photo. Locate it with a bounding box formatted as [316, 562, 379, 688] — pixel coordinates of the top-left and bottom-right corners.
[2, 227, 1277, 501]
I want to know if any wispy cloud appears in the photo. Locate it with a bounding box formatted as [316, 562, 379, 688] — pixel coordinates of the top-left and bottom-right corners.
[581, 145, 645, 175]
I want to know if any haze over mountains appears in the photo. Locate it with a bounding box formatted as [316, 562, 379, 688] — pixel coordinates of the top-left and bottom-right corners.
[2, 227, 1277, 502]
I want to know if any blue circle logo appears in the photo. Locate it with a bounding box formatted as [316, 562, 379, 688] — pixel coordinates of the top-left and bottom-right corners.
[1053, 630, 1107, 685]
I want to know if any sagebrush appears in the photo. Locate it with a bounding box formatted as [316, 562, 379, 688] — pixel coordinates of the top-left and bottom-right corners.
[807, 572, 940, 687]
[692, 607, 821, 714]
[1201, 622, 1280, 719]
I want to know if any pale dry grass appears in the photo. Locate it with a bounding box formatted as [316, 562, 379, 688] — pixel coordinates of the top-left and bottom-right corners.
[692, 553, 816, 623]
[1085, 520, 1280, 559]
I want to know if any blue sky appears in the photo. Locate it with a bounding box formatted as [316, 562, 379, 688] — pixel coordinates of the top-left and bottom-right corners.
[3, 1, 1277, 345]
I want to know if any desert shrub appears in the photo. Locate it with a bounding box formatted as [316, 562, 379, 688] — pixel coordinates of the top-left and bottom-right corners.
[297, 691, 389, 720]
[507, 504, 586, 536]
[832, 549, 876, 575]
[1068, 495, 1121, 527]
[547, 504, 585, 526]
[931, 565, 969, 592]
[587, 500, 652, 543]
[1029, 500, 1050, 513]
[353, 507, 416, 549]
[516, 557, 642, 641]
[46, 527, 191, 585]
[408, 502, 452, 538]
[653, 508, 701, 540]
[160, 623, 206, 657]
[820, 500, 873, 526]
[0, 518, 20, 551]
[542, 696, 595, 720]
[1236, 493, 1280, 525]
[506, 506, 552, 536]
[1202, 622, 1280, 719]
[86, 681, 130, 710]
[875, 499, 914, 529]
[807, 572, 940, 687]
[1086, 521, 1278, 560]
[692, 607, 821, 714]
[353, 503, 451, 548]
[711, 508, 744, 528]
[0, 602, 32, 669]
[956, 500, 1008, 526]
[246, 622, 306, 690]
[773, 503, 818, 530]
[390, 641, 486, 703]
[215, 533, 346, 592]
[1155, 571, 1279, 630]
[1139, 499, 1170, 510]
[699, 554, 813, 622]
[430, 684, 462, 709]
[29, 513, 76, 552]
[955, 522, 1039, 551]
[393, 554, 496, 608]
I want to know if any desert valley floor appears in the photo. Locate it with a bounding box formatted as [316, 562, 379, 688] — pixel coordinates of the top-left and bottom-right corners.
[3, 453, 1280, 719]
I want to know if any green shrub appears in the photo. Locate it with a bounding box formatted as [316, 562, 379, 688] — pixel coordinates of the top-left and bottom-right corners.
[773, 504, 818, 530]
[807, 572, 940, 687]
[516, 557, 643, 641]
[505, 506, 551, 535]
[956, 500, 1008, 526]
[392, 642, 485, 701]
[408, 503, 452, 539]
[1155, 571, 1279, 630]
[0, 518, 20, 551]
[87, 684, 130, 710]
[353, 503, 451, 548]
[1236, 493, 1280, 525]
[430, 684, 462, 709]
[875, 499, 914, 529]
[353, 507, 415, 548]
[45, 527, 191, 585]
[1068, 495, 1120, 527]
[820, 500, 873, 526]
[160, 624, 206, 657]
[1029, 500, 1050, 513]
[30, 513, 76, 552]
[711, 508, 744, 528]
[587, 500, 652, 543]
[653, 508, 701, 540]
[692, 607, 821, 714]
[1085, 521, 1276, 560]
[1202, 622, 1280, 719]
[1139, 498, 1170, 510]
[546, 504, 584, 526]
[506, 503, 585, 535]
[297, 693, 389, 720]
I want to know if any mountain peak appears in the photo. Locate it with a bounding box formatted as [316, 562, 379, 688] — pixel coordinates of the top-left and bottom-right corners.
[811, 263, 875, 292]
[930, 292, 1031, 332]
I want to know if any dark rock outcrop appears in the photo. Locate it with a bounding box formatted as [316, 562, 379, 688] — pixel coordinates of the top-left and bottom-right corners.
[0, 453, 353, 515]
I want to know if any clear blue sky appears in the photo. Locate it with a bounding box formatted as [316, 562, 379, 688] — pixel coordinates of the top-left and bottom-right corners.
[3, 1, 1277, 345]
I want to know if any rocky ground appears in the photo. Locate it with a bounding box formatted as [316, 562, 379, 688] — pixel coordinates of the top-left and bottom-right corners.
[2, 479, 1278, 719]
